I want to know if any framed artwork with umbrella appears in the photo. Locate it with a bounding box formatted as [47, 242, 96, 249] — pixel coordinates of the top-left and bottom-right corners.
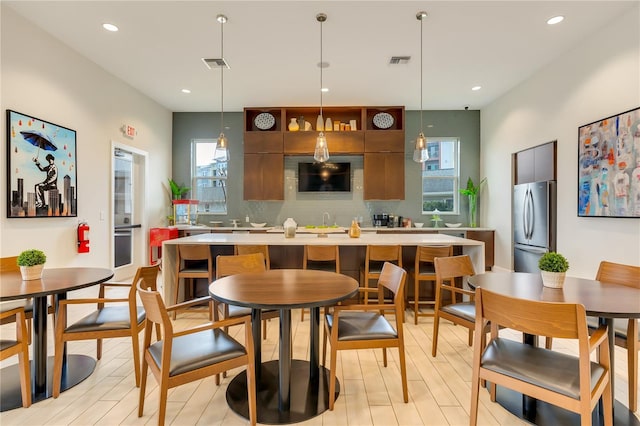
[6, 110, 77, 218]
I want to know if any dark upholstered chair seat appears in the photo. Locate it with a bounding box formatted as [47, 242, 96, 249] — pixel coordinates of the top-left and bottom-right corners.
[440, 302, 475, 323]
[0, 339, 19, 351]
[304, 261, 338, 273]
[226, 304, 277, 318]
[148, 328, 246, 376]
[482, 338, 604, 399]
[65, 306, 145, 333]
[325, 312, 397, 341]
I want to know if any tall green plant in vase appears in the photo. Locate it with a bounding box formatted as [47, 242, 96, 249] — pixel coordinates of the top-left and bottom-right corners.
[459, 177, 486, 228]
[167, 179, 190, 225]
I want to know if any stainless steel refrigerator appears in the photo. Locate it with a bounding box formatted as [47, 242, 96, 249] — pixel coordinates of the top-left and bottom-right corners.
[513, 181, 556, 272]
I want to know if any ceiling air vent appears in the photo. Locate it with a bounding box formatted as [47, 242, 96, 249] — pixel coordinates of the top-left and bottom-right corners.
[202, 58, 230, 69]
[389, 56, 410, 65]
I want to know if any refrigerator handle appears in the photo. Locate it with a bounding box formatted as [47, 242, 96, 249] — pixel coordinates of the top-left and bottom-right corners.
[527, 188, 534, 240]
[523, 188, 530, 240]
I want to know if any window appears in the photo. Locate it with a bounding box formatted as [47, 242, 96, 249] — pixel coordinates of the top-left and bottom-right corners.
[421, 138, 460, 214]
[191, 139, 227, 214]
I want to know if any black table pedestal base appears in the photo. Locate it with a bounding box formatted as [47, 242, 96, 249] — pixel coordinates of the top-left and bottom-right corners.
[0, 355, 96, 412]
[226, 359, 339, 425]
[494, 385, 640, 426]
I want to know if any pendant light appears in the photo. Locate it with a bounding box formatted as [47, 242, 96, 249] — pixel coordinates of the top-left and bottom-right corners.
[314, 13, 329, 163]
[214, 14, 230, 163]
[413, 11, 429, 163]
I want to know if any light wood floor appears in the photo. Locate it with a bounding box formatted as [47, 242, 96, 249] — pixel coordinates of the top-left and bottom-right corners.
[1, 284, 638, 425]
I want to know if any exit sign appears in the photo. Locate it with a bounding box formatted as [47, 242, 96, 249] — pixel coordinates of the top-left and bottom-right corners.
[122, 124, 137, 138]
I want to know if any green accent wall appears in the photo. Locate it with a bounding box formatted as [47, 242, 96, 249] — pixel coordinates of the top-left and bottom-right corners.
[172, 109, 480, 227]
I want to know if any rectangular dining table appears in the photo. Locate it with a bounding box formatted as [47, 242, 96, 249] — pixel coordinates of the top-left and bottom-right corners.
[0, 267, 114, 411]
[468, 272, 640, 426]
[209, 268, 359, 424]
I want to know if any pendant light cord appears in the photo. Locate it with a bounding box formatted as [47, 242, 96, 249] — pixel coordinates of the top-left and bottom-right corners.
[319, 17, 323, 118]
[419, 14, 423, 133]
[220, 18, 224, 134]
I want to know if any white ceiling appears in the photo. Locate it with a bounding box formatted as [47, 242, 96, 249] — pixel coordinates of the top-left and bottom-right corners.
[5, 1, 636, 112]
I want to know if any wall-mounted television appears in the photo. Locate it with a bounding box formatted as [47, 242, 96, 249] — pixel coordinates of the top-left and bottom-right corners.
[298, 162, 351, 192]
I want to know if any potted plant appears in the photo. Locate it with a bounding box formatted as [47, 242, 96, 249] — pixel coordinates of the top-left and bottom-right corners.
[17, 249, 47, 281]
[167, 179, 190, 225]
[538, 251, 569, 288]
[168, 179, 190, 200]
[459, 177, 486, 227]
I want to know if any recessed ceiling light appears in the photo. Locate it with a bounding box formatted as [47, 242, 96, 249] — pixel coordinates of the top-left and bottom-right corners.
[547, 15, 564, 25]
[102, 23, 119, 32]
[181, 89, 191, 94]
[321, 88, 329, 93]
[471, 86, 482, 91]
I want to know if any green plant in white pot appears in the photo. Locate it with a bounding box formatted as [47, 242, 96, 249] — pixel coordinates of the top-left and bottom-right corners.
[17, 249, 46, 281]
[538, 252, 569, 288]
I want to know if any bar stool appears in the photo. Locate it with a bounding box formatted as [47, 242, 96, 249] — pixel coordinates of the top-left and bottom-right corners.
[174, 244, 214, 319]
[411, 245, 453, 324]
[361, 245, 404, 320]
[301, 245, 340, 321]
[234, 245, 271, 270]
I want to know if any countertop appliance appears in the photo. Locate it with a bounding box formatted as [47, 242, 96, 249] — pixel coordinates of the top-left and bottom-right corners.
[513, 181, 556, 272]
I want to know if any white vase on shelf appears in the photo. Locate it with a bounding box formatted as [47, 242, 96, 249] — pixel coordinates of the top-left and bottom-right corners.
[325, 117, 332, 132]
[316, 115, 324, 131]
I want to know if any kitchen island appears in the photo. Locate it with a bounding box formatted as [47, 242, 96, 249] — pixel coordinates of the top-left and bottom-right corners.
[161, 232, 485, 306]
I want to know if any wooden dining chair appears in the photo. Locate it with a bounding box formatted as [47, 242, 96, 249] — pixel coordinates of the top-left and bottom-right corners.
[136, 283, 256, 426]
[411, 245, 453, 324]
[301, 245, 340, 321]
[174, 244, 214, 319]
[0, 306, 31, 408]
[470, 287, 612, 426]
[431, 254, 477, 357]
[362, 245, 403, 320]
[216, 253, 279, 340]
[323, 262, 408, 410]
[0, 256, 32, 335]
[595, 260, 640, 412]
[235, 245, 271, 269]
[0, 255, 54, 341]
[52, 265, 160, 397]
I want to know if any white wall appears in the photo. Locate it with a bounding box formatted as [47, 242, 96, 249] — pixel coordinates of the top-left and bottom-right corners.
[481, 5, 640, 277]
[0, 6, 173, 268]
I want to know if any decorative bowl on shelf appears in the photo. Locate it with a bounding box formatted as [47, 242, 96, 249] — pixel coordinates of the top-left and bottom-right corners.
[251, 222, 267, 228]
[413, 222, 424, 228]
[445, 223, 462, 228]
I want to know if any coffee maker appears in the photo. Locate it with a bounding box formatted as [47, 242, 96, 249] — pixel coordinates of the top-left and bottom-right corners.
[372, 213, 388, 227]
[372, 213, 395, 227]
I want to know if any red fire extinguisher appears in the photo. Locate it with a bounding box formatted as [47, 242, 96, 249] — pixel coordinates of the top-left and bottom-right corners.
[77, 222, 90, 253]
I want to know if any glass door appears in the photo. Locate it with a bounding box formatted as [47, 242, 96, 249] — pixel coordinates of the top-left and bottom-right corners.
[113, 149, 134, 268]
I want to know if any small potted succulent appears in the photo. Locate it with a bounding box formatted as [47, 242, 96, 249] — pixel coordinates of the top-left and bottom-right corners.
[538, 251, 569, 288]
[17, 249, 47, 281]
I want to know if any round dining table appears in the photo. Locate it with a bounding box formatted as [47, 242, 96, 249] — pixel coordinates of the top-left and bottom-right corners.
[0, 267, 114, 411]
[468, 272, 640, 426]
[209, 269, 359, 424]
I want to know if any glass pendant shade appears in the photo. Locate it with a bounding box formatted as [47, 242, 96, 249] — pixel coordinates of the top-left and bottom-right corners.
[413, 132, 428, 163]
[314, 132, 329, 162]
[214, 132, 229, 162]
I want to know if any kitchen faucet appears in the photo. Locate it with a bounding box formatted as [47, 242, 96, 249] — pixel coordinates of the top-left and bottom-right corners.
[322, 212, 330, 226]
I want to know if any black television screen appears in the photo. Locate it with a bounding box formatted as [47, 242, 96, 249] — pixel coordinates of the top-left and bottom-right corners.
[298, 162, 351, 192]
